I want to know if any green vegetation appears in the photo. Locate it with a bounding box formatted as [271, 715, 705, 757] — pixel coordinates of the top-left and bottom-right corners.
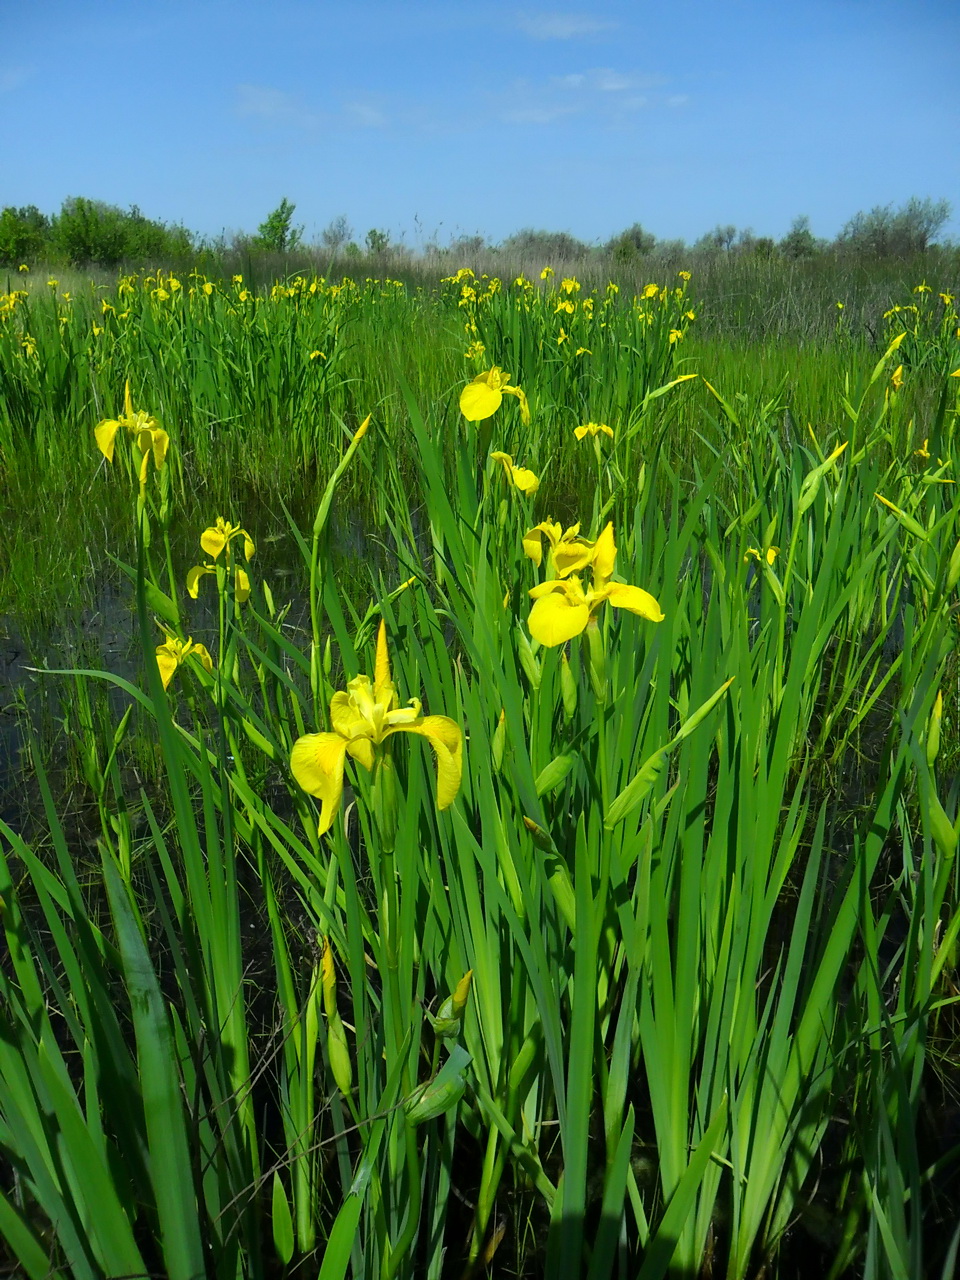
[1, 257, 960, 1278]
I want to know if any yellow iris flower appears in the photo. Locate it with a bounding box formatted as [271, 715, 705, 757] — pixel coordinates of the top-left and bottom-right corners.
[199, 517, 255, 563]
[527, 523, 664, 646]
[460, 367, 531, 424]
[573, 422, 614, 441]
[490, 451, 540, 495]
[95, 380, 169, 482]
[187, 518, 255, 601]
[290, 622, 463, 835]
[155, 635, 213, 691]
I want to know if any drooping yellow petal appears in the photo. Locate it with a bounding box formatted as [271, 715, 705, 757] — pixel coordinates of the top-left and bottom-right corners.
[399, 715, 463, 810]
[460, 381, 502, 421]
[290, 733, 350, 835]
[150, 427, 169, 470]
[94, 419, 121, 462]
[603, 583, 665, 621]
[528, 589, 591, 646]
[186, 564, 213, 598]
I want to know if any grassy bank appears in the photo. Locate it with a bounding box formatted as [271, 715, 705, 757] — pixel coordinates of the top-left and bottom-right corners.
[1, 261, 960, 1278]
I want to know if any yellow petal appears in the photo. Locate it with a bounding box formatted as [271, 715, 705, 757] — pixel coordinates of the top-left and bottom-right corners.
[190, 642, 214, 674]
[604, 583, 665, 622]
[186, 564, 212, 598]
[330, 689, 369, 741]
[290, 733, 349, 835]
[460, 381, 502, 421]
[346, 739, 376, 772]
[552, 537, 595, 578]
[511, 466, 539, 495]
[201, 525, 228, 559]
[151, 427, 169, 470]
[94, 419, 121, 462]
[234, 568, 251, 603]
[592, 523, 617, 584]
[528, 591, 590, 646]
[242, 530, 255, 561]
[155, 642, 180, 690]
[401, 715, 463, 810]
[523, 521, 560, 567]
[375, 620, 391, 698]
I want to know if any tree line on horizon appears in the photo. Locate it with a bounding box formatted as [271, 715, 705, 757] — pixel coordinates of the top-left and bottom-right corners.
[0, 194, 954, 270]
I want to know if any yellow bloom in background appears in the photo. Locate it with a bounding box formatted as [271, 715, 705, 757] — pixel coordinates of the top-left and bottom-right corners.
[527, 522, 664, 646]
[678, 270, 691, 281]
[460, 367, 531, 424]
[490, 451, 540, 495]
[155, 635, 213, 691]
[557, 328, 569, 345]
[574, 422, 614, 441]
[290, 622, 463, 835]
[914, 439, 931, 461]
[200, 517, 255, 562]
[669, 329, 683, 344]
[94, 380, 169, 481]
[560, 277, 581, 295]
[309, 350, 326, 361]
[18, 263, 28, 272]
[744, 546, 779, 566]
[540, 266, 554, 279]
[913, 281, 931, 293]
[575, 347, 592, 357]
[890, 365, 904, 390]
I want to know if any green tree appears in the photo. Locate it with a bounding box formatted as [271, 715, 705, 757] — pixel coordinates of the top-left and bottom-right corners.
[255, 198, 303, 252]
[364, 228, 390, 254]
[320, 214, 353, 253]
[605, 222, 657, 261]
[499, 227, 589, 260]
[779, 215, 819, 259]
[0, 205, 50, 264]
[837, 197, 951, 256]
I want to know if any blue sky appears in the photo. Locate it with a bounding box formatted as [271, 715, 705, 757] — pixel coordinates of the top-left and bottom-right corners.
[4, 0, 958, 248]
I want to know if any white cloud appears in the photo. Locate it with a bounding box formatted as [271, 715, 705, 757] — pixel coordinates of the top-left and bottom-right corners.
[235, 85, 319, 128]
[515, 12, 617, 40]
[235, 85, 389, 132]
[0, 67, 31, 93]
[502, 104, 580, 125]
[342, 100, 388, 128]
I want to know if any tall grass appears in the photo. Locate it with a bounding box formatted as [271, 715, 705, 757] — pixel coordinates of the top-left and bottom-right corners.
[1, 261, 960, 1277]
